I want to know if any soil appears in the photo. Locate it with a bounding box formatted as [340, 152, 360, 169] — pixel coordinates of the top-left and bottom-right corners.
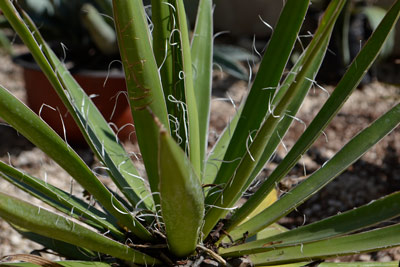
[0, 45, 399, 263]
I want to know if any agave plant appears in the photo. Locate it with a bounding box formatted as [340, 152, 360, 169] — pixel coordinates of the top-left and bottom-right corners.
[0, 0, 399, 266]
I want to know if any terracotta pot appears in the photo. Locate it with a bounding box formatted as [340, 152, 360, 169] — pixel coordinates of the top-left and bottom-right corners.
[14, 53, 134, 144]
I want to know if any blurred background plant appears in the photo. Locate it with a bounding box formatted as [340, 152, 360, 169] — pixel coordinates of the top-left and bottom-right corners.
[310, 0, 397, 83]
[5, 0, 117, 70]
[0, 0, 254, 79]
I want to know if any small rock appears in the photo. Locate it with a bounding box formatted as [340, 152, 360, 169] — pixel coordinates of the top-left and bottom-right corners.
[378, 255, 392, 262]
[359, 254, 371, 261]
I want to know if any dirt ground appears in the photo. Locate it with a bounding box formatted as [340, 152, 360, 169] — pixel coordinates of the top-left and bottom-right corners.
[0, 46, 399, 263]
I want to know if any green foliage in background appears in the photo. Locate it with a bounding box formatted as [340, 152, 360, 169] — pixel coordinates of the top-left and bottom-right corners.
[0, 0, 399, 266]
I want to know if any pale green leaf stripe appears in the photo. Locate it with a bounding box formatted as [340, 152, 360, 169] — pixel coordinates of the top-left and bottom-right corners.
[0, 0, 152, 210]
[205, 0, 310, 199]
[228, 103, 400, 241]
[0, 262, 112, 267]
[0, 161, 123, 239]
[191, 0, 213, 174]
[151, 0, 176, 137]
[0, 85, 151, 241]
[112, 0, 170, 208]
[0, 193, 160, 265]
[202, 0, 342, 238]
[175, 0, 201, 177]
[228, 0, 400, 230]
[158, 125, 204, 257]
[220, 191, 400, 257]
[250, 223, 400, 266]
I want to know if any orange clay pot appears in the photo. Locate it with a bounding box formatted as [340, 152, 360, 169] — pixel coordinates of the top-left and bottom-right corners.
[14, 53, 135, 144]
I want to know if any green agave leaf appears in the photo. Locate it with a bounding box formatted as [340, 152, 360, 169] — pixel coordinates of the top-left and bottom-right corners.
[202, 0, 342, 238]
[220, 191, 400, 257]
[0, 193, 160, 265]
[0, 161, 123, 239]
[152, 0, 187, 149]
[205, 0, 310, 200]
[234, 27, 337, 227]
[0, 85, 151, 241]
[227, 103, 400, 241]
[11, 224, 97, 261]
[46, 49, 153, 211]
[249, 223, 400, 266]
[174, 0, 201, 177]
[226, 0, 345, 229]
[0, 1, 154, 211]
[112, 0, 170, 207]
[158, 122, 204, 257]
[204, 0, 335, 187]
[228, 0, 400, 232]
[152, 0, 173, 72]
[191, 0, 213, 174]
[204, 0, 337, 187]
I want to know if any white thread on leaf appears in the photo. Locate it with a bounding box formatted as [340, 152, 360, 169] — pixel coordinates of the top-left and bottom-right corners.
[277, 131, 288, 152]
[121, 170, 147, 184]
[158, 40, 169, 72]
[104, 59, 123, 87]
[205, 204, 238, 211]
[110, 194, 129, 215]
[305, 77, 330, 97]
[258, 15, 274, 32]
[110, 90, 128, 120]
[213, 31, 230, 41]
[169, 29, 181, 46]
[162, 2, 176, 13]
[246, 130, 257, 162]
[246, 59, 253, 86]
[57, 107, 69, 147]
[322, 130, 329, 143]
[267, 95, 280, 118]
[60, 42, 68, 63]
[252, 35, 262, 60]
[38, 103, 56, 119]
[286, 113, 307, 132]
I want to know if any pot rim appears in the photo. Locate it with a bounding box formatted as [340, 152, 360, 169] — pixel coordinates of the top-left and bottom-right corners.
[13, 52, 125, 79]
